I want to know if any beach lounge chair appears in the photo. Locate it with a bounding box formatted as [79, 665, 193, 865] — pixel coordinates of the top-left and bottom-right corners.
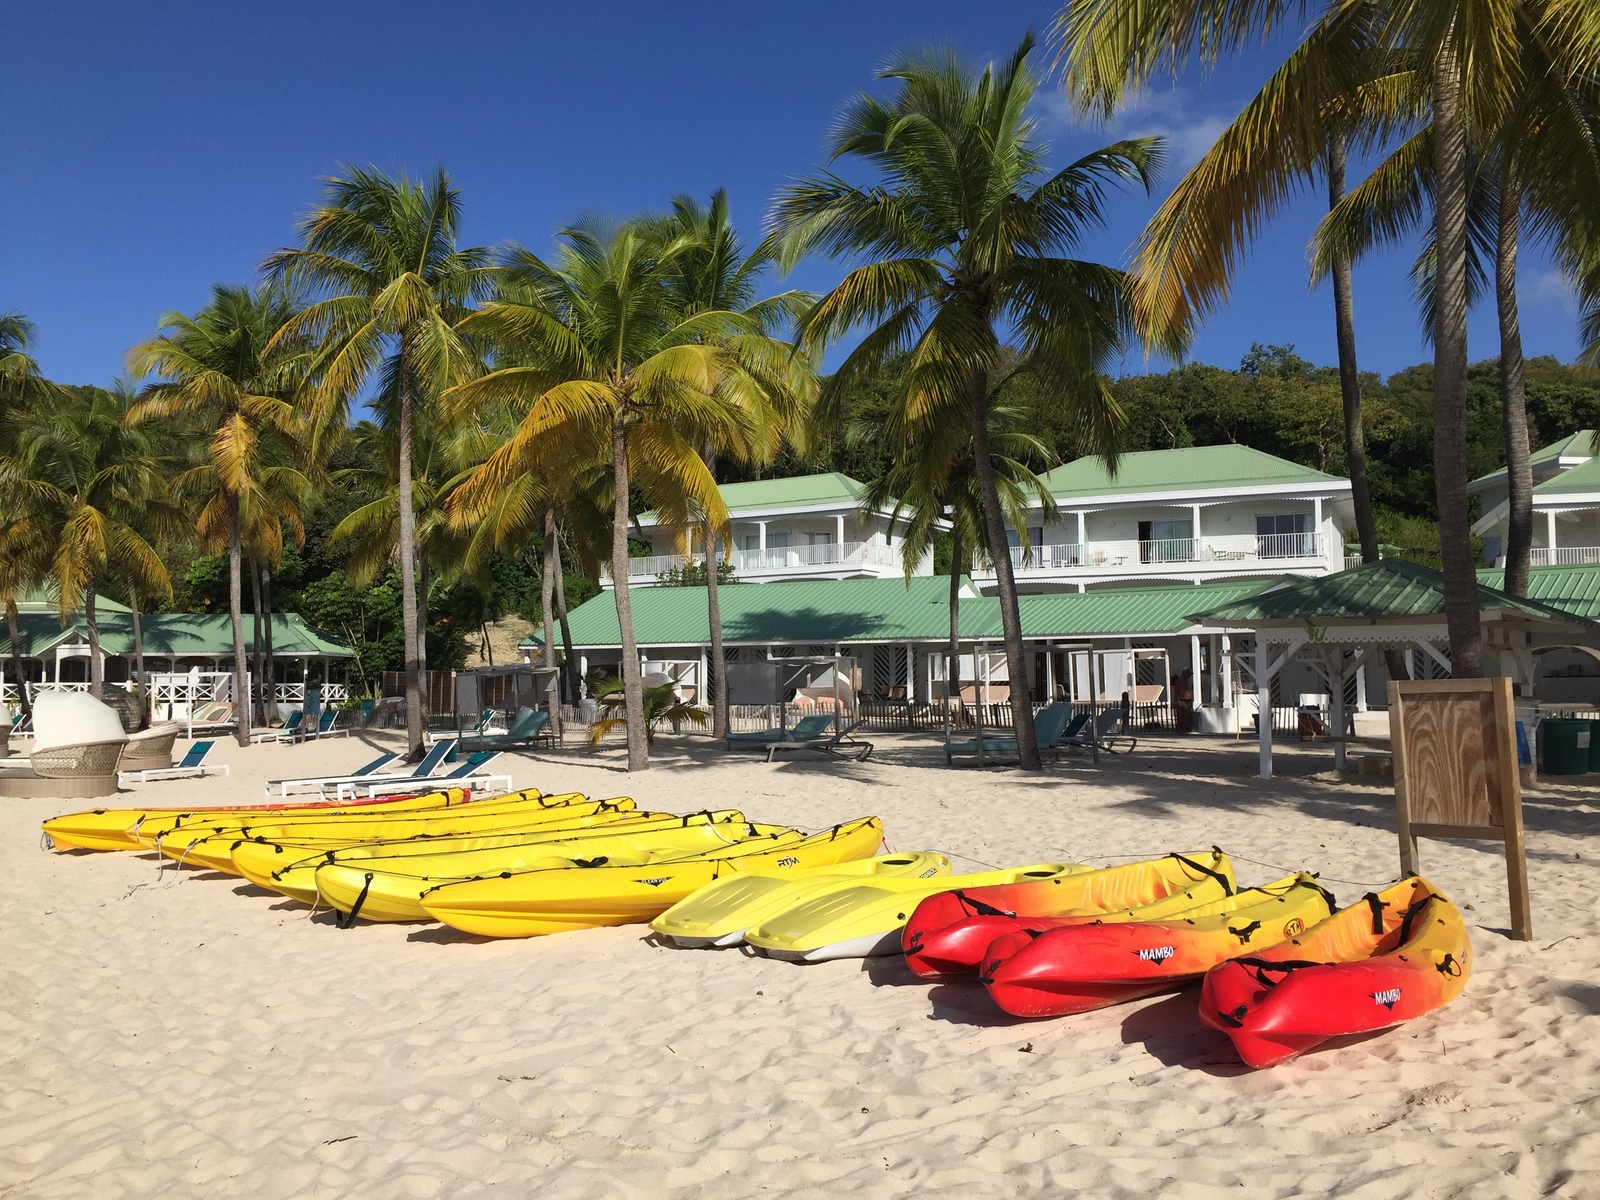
[121, 739, 230, 783]
[264, 746, 434, 797]
[336, 750, 511, 800]
[764, 717, 875, 762]
[253, 710, 306, 744]
[1061, 708, 1138, 755]
[188, 701, 238, 732]
[302, 710, 351, 740]
[725, 713, 836, 753]
[944, 703, 1078, 766]
[461, 707, 548, 750]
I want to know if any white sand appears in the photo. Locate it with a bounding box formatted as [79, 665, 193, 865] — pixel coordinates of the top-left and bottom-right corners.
[3, 730, 1599, 1198]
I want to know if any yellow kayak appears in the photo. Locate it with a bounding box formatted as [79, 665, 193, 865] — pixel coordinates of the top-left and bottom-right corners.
[42, 788, 485, 853]
[237, 806, 709, 903]
[157, 791, 601, 873]
[650, 852, 952, 948]
[419, 816, 886, 939]
[744, 862, 1093, 962]
[129, 786, 510, 849]
[311, 811, 771, 923]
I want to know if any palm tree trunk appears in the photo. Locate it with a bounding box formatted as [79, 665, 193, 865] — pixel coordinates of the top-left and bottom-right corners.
[418, 551, 430, 680]
[85, 581, 104, 699]
[249, 555, 266, 727]
[705, 527, 730, 742]
[1431, 40, 1482, 677]
[1328, 134, 1380, 563]
[947, 522, 963, 717]
[131, 592, 146, 720]
[554, 528, 579, 706]
[228, 496, 250, 746]
[540, 503, 558, 673]
[396, 350, 425, 756]
[610, 413, 648, 771]
[969, 367, 1040, 768]
[262, 563, 276, 724]
[1497, 156, 1533, 597]
[8, 601, 31, 721]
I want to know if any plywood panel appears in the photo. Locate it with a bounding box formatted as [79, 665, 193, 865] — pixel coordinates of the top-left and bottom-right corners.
[1396, 685, 1503, 828]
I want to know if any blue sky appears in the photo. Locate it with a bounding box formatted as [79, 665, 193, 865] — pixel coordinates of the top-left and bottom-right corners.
[0, 0, 1586, 389]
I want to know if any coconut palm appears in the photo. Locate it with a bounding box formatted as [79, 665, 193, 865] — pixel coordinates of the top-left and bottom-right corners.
[771, 34, 1156, 768]
[861, 394, 1056, 715]
[1055, 0, 1600, 674]
[0, 312, 55, 717]
[586, 676, 709, 747]
[264, 166, 494, 756]
[1307, 20, 1600, 597]
[444, 218, 755, 771]
[650, 191, 814, 739]
[128, 283, 305, 745]
[6, 386, 171, 698]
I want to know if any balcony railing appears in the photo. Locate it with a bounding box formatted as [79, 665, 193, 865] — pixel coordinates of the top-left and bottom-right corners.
[1003, 533, 1330, 573]
[1525, 546, 1600, 566]
[605, 540, 903, 581]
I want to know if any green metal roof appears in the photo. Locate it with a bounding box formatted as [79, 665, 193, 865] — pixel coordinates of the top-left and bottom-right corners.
[1187, 558, 1589, 625]
[1533, 453, 1600, 496]
[637, 472, 873, 525]
[1470, 430, 1594, 489]
[540, 576, 1287, 649]
[12, 611, 353, 658]
[15, 587, 130, 614]
[1476, 563, 1600, 619]
[1012, 579, 1280, 638]
[1040, 445, 1344, 499]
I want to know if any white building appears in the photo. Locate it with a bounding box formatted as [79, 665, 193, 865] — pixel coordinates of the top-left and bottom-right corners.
[606, 472, 933, 588]
[1470, 431, 1600, 567]
[970, 444, 1355, 592]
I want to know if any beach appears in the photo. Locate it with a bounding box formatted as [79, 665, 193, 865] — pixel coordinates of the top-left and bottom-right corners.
[3, 732, 1598, 1198]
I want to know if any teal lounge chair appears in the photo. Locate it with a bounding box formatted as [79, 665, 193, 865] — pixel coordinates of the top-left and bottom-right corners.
[462, 708, 548, 750]
[267, 741, 454, 797]
[945, 703, 1078, 766]
[120, 739, 231, 783]
[303, 710, 351, 740]
[725, 712, 836, 753]
[253, 710, 306, 744]
[1060, 708, 1138, 755]
[341, 750, 512, 799]
[765, 717, 875, 763]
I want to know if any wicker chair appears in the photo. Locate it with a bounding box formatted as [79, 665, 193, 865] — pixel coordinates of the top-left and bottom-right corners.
[31, 739, 127, 779]
[119, 723, 180, 773]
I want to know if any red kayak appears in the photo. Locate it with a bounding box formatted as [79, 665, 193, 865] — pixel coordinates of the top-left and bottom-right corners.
[1199, 876, 1472, 1067]
[981, 873, 1337, 1018]
[902, 850, 1235, 978]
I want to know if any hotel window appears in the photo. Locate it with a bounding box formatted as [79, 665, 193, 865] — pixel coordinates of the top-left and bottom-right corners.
[1137, 518, 1194, 562]
[1256, 513, 1315, 557]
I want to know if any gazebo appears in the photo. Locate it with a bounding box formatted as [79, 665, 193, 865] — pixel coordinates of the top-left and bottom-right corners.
[1187, 559, 1598, 778]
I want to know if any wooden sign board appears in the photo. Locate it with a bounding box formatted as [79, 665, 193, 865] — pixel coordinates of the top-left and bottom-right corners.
[1387, 677, 1531, 940]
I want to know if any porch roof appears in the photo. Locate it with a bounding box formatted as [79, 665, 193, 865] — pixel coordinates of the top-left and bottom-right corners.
[15, 611, 354, 659]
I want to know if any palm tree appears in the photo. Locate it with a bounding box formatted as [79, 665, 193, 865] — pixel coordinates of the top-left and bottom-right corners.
[862, 395, 1056, 716]
[7, 386, 171, 698]
[128, 283, 305, 745]
[264, 166, 494, 757]
[771, 34, 1156, 768]
[651, 191, 814, 740]
[444, 218, 754, 771]
[0, 312, 55, 718]
[1055, 0, 1600, 675]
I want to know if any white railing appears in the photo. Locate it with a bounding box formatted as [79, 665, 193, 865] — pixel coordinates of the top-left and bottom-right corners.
[1005, 533, 1330, 573]
[730, 539, 901, 573]
[606, 540, 904, 581]
[1345, 555, 1363, 570]
[1526, 546, 1600, 566]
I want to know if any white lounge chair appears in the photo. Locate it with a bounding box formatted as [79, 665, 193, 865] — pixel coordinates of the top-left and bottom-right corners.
[121, 739, 230, 783]
[335, 750, 511, 800]
[263, 746, 426, 797]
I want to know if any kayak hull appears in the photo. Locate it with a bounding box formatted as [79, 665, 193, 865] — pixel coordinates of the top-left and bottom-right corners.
[902, 851, 1236, 978]
[1199, 877, 1472, 1068]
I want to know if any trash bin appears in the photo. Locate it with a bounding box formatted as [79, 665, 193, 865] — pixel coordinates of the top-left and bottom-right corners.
[1588, 720, 1600, 772]
[1542, 718, 1591, 776]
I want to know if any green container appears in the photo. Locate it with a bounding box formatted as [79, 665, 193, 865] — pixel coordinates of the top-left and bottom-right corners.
[1588, 720, 1600, 772]
[1542, 718, 1591, 776]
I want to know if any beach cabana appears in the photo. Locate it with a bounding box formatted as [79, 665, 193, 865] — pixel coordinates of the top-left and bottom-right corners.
[1187, 559, 1598, 778]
